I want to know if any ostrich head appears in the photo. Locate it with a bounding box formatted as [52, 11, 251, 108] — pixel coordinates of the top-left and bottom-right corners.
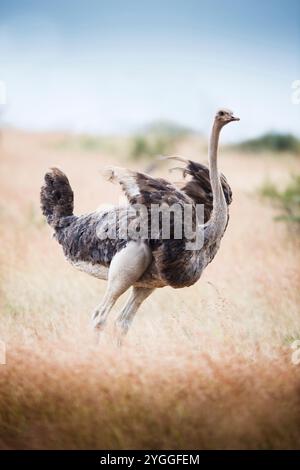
[215, 108, 240, 127]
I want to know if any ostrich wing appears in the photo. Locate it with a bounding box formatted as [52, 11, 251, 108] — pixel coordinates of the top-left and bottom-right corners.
[168, 159, 232, 223]
[103, 166, 202, 288]
[103, 166, 193, 206]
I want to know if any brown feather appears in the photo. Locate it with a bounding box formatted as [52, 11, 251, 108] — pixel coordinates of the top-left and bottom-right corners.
[181, 160, 232, 223]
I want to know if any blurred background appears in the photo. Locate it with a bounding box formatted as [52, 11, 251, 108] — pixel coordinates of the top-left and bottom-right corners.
[0, 0, 300, 450]
[0, 0, 299, 139]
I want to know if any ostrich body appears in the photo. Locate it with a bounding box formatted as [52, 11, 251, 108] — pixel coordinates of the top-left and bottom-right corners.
[40, 109, 239, 340]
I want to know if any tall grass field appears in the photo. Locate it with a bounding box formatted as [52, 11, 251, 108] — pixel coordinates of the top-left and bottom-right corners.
[0, 129, 300, 449]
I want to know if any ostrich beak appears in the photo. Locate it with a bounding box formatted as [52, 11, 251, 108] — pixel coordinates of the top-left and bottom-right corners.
[230, 115, 240, 122]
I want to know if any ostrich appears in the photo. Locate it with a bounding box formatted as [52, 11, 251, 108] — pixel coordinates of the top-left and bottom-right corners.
[40, 108, 239, 341]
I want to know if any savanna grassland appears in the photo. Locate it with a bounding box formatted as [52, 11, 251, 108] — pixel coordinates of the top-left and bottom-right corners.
[0, 128, 300, 449]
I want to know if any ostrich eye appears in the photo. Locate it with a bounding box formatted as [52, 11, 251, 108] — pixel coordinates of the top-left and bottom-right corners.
[219, 111, 224, 116]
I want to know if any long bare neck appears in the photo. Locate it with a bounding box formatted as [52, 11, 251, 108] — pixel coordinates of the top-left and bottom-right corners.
[206, 121, 228, 238]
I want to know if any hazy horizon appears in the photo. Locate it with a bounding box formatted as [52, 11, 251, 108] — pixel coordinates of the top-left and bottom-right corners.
[0, 0, 299, 141]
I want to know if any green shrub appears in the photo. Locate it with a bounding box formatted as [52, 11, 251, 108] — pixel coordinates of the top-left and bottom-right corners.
[51, 134, 122, 155]
[130, 134, 177, 160]
[129, 120, 193, 160]
[144, 120, 193, 138]
[130, 136, 151, 160]
[259, 175, 300, 227]
[78, 136, 103, 151]
[238, 133, 300, 154]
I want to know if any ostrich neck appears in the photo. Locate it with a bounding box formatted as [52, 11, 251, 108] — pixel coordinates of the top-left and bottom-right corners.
[206, 121, 227, 238]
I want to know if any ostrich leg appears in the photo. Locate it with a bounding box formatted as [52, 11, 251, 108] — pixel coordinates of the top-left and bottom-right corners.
[91, 241, 152, 331]
[115, 287, 155, 345]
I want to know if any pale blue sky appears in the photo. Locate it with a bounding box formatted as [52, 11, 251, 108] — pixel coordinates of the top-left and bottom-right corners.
[0, 0, 299, 140]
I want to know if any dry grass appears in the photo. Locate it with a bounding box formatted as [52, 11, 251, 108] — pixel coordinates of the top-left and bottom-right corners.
[0, 129, 300, 449]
